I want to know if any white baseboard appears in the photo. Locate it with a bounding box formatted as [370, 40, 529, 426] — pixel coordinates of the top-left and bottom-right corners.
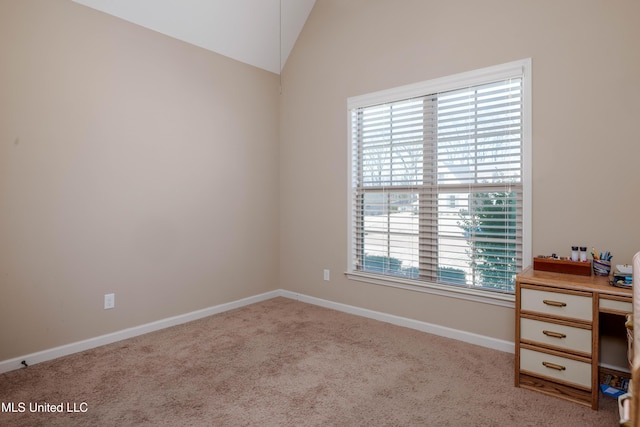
[0, 290, 280, 374]
[0, 289, 513, 374]
[278, 290, 515, 354]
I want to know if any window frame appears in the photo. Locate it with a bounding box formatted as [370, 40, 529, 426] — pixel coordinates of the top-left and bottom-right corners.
[346, 59, 532, 307]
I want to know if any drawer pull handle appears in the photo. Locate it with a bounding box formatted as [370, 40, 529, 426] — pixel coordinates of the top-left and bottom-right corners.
[542, 330, 566, 339]
[542, 361, 566, 371]
[543, 299, 567, 307]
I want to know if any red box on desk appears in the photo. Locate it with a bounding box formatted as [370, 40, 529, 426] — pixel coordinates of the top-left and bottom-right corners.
[533, 257, 592, 276]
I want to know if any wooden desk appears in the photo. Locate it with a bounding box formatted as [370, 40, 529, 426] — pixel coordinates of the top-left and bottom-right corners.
[515, 267, 632, 409]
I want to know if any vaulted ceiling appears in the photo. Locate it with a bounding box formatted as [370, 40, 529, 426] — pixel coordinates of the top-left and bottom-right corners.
[72, 0, 316, 74]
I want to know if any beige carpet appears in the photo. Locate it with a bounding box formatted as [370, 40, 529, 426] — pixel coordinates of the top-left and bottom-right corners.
[0, 297, 621, 426]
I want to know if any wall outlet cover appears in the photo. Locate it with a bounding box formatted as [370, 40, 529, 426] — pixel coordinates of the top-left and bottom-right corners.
[104, 293, 115, 309]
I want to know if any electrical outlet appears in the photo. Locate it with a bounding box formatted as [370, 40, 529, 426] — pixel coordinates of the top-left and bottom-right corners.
[104, 293, 115, 310]
[323, 269, 330, 281]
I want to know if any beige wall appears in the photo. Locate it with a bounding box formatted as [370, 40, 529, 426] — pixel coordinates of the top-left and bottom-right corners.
[0, 0, 280, 360]
[279, 0, 640, 342]
[2, 0, 639, 363]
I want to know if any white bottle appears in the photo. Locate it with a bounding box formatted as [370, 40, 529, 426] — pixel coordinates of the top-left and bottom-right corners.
[579, 246, 587, 262]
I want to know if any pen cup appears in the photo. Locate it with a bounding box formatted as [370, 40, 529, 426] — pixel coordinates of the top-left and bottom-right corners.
[593, 259, 611, 276]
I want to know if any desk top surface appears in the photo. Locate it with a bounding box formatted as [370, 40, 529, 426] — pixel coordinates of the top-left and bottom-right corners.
[517, 266, 633, 299]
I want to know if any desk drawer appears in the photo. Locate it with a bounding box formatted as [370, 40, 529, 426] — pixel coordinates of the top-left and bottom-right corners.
[521, 288, 592, 321]
[520, 318, 592, 354]
[600, 298, 632, 314]
[520, 348, 591, 389]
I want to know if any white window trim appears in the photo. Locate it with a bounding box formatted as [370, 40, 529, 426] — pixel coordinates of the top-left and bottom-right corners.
[346, 59, 532, 307]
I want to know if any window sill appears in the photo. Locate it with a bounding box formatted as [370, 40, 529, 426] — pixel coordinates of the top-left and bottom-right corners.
[344, 271, 515, 308]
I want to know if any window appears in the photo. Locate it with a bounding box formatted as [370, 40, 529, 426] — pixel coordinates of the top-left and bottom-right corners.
[347, 60, 531, 301]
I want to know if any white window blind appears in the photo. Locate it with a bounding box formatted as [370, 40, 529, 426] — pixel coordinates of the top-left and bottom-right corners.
[348, 60, 530, 296]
